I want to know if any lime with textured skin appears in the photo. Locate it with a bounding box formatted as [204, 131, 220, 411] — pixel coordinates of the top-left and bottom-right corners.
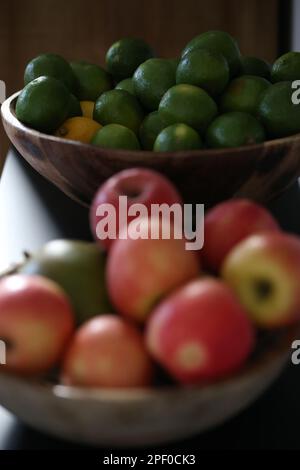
[176, 48, 229, 96]
[70, 61, 112, 101]
[221, 75, 270, 115]
[67, 93, 82, 118]
[116, 78, 136, 95]
[240, 56, 271, 80]
[106, 38, 154, 80]
[16, 76, 70, 133]
[24, 53, 77, 93]
[139, 111, 168, 150]
[206, 112, 265, 148]
[182, 30, 241, 77]
[159, 84, 218, 133]
[93, 89, 144, 134]
[133, 58, 175, 110]
[91, 124, 140, 150]
[154, 123, 202, 152]
[258, 81, 300, 138]
[271, 52, 300, 83]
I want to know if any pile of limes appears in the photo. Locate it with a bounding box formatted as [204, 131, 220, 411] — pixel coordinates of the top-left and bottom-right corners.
[16, 32, 300, 152]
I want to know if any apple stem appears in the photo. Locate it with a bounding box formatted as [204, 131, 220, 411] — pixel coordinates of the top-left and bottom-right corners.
[0, 251, 32, 279]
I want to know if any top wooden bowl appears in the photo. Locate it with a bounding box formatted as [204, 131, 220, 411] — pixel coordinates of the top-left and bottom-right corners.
[2, 91, 300, 207]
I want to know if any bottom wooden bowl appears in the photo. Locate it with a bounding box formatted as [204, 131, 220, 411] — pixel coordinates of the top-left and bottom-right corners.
[0, 327, 296, 447]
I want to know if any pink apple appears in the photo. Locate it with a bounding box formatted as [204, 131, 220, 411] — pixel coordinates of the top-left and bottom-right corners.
[222, 232, 300, 328]
[0, 275, 74, 375]
[62, 315, 153, 388]
[202, 199, 280, 272]
[106, 217, 200, 323]
[90, 168, 182, 250]
[146, 278, 255, 384]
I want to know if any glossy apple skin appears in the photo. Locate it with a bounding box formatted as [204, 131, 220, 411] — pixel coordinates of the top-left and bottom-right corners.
[106, 218, 200, 323]
[146, 278, 255, 384]
[90, 168, 183, 250]
[62, 315, 153, 388]
[222, 232, 300, 328]
[202, 199, 280, 273]
[0, 275, 74, 375]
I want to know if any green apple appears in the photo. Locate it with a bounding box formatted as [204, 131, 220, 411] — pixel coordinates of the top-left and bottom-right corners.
[19, 240, 111, 324]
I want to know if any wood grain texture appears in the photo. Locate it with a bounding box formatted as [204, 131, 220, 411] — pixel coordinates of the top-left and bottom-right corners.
[0, 0, 281, 168]
[3, 92, 300, 208]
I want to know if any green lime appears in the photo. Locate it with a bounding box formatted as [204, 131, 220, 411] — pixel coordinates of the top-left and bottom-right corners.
[240, 56, 271, 80]
[133, 59, 175, 110]
[16, 76, 70, 133]
[258, 81, 300, 138]
[154, 123, 202, 152]
[93, 89, 144, 134]
[176, 48, 229, 96]
[91, 124, 140, 150]
[158, 84, 217, 133]
[221, 75, 270, 115]
[67, 93, 82, 118]
[70, 61, 112, 101]
[106, 38, 154, 80]
[271, 52, 300, 83]
[139, 111, 168, 150]
[24, 53, 76, 93]
[182, 31, 241, 77]
[206, 112, 265, 148]
[115, 78, 136, 95]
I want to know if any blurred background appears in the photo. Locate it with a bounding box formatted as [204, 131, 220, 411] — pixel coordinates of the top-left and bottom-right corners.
[0, 0, 292, 171]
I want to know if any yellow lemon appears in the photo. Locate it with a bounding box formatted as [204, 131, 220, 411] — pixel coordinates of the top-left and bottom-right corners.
[80, 101, 95, 119]
[56, 116, 101, 143]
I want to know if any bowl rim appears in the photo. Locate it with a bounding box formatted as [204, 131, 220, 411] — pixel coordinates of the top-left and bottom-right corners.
[3, 91, 300, 160]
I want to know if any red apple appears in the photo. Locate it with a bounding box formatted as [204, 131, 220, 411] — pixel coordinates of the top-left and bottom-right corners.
[106, 217, 200, 323]
[202, 199, 280, 272]
[146, 278, 255, 384]
[0, 275, 74, 375]
[90, 168, 182, 250]
[62, 315, 153, 388]
[222, 232, 300, 328]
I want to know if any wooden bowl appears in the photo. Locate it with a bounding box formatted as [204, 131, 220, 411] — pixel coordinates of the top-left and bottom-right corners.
[0, 326, 296, 447]
[2, 92, 300, 207]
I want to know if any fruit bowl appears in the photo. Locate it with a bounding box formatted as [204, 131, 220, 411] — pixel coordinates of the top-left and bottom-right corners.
[3, 92, 300, 207]
[0, 325, 296, 447]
